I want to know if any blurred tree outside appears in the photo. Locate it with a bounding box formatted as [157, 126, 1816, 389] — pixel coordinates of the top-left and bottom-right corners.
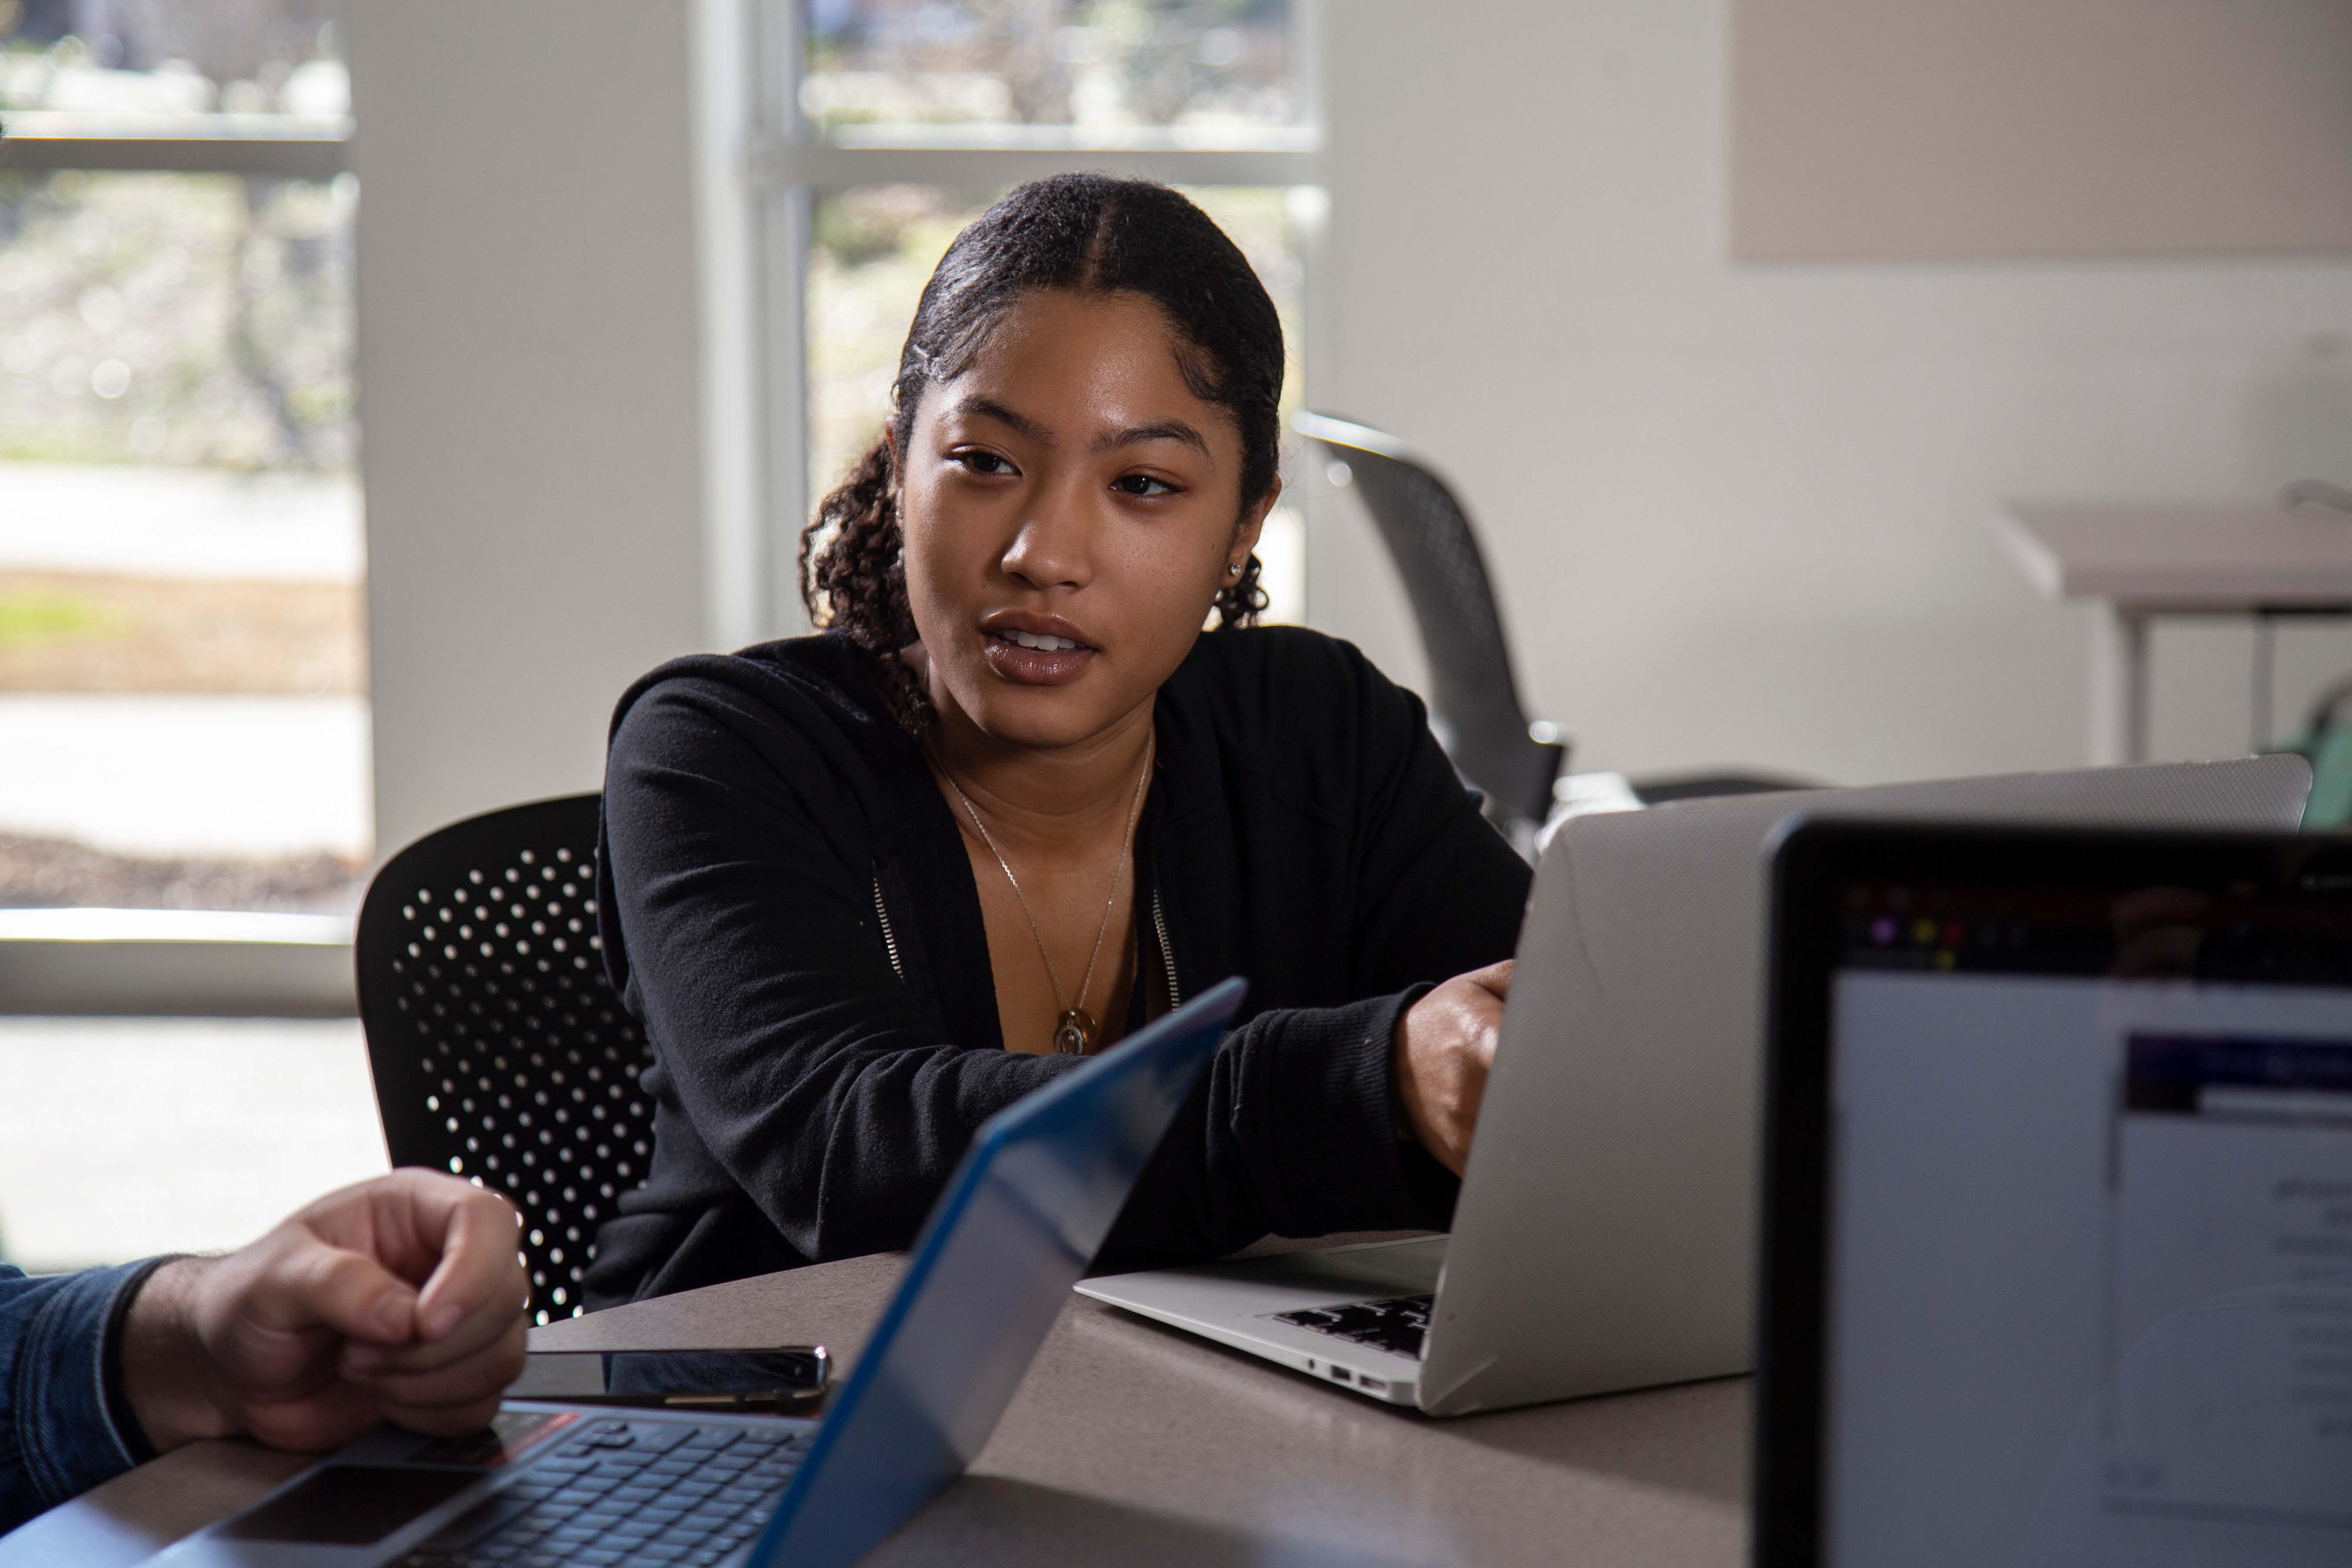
[0, 0, 342, 113]
[0, 171, 355, 472]
[803, 0, 1297, 134]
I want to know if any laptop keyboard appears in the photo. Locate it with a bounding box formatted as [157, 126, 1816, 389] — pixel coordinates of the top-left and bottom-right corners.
[394, 1417, 811, 1567]
[1268, 1294, 1432, 1360]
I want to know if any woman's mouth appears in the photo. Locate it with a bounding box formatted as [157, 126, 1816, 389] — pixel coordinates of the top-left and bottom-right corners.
[982, 627, 1096, 687]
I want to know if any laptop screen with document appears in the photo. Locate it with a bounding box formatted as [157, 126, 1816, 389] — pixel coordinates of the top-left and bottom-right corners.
[1759, 823, 2352, 1568]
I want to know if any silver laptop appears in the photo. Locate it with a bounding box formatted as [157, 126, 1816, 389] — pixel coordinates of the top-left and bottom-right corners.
[1076, 758, 2312, 1416]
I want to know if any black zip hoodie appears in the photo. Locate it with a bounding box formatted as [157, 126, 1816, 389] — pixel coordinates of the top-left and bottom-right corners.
[584, 626, 1532, 1308]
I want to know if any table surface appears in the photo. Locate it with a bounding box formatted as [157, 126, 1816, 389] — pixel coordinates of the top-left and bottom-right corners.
[1, 1236, 1750, 1567]
[2000, 501, 2352, 607]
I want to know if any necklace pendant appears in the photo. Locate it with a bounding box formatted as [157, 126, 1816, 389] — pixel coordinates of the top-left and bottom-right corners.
[1053, 1008, 1099, 1055]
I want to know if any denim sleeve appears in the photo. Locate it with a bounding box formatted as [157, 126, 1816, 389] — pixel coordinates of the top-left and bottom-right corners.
[0, 1259, 169, 1534]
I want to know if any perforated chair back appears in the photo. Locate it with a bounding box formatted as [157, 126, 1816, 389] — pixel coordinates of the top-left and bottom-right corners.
[355, 794, 654, 1324]
[1293, 411, 1567, 834]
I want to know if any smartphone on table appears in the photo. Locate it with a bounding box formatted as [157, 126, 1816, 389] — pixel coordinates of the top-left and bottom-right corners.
[509, 1346, 830, 1413]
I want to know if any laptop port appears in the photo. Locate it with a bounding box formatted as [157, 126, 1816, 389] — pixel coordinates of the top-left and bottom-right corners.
[1330, 1368, 1352, 1384]
[1358, 1377, 1387, 1394]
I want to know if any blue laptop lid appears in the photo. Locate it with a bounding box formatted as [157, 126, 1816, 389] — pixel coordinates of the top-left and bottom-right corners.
[743, 976, 1247, 1568]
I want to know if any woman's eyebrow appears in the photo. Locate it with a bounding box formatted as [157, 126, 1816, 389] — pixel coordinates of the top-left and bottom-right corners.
[1093, 420, 1210, 457]
[954, 395, 1055, 444]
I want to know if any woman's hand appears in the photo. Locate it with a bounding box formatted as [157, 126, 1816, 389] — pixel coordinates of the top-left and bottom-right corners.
[1392, 960, 1513, 1176]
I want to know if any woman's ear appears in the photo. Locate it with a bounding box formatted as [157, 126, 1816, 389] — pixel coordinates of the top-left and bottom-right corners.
[1228, 475, 1283, 574]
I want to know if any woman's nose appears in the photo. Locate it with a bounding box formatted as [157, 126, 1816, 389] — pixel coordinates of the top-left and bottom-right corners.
[999, 490, 1093, 591]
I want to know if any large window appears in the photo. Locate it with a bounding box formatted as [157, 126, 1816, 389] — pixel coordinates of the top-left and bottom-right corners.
[762, 0, 1321, 625]
[0, 2, 363, 913]
[0, 4, 382, 1272]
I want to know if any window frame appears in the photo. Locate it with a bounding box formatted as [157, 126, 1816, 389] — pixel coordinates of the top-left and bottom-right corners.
[741, 0, 1326, 638]
[0, 111, 349, 178]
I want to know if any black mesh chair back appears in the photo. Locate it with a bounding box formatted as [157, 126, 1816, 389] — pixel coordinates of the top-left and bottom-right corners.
[1294, 411, 1567, 835]
[355, 794, 653, 1325]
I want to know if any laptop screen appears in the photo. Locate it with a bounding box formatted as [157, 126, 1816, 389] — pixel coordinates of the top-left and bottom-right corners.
[1818, 873, 2352, 1568]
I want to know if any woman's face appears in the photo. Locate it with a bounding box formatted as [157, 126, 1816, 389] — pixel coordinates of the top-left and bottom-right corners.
[895, 288, 1276, 751]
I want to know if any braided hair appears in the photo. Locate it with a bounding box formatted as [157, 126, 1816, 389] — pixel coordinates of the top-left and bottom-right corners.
[799, 174, 1284, 730]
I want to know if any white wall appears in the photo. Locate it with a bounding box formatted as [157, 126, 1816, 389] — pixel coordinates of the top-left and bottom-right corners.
[1306, 0, 2352, 786]
[346, 3, 714, 853]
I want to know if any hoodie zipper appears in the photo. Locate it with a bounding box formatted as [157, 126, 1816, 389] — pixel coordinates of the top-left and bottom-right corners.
[871, 876, 905, 983]
[1150, 882, 1180, 1011]
[876, 873, 1161, 1003]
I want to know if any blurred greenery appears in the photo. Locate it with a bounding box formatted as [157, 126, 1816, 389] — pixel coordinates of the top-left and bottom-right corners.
[803, 0, 1294, 131]
[0, 0, 339, 111]
[0, 586, 123, 650]
[0, 169, 355, 472]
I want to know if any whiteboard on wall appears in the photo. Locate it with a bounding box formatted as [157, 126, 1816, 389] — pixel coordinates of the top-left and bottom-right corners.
[1729, 0, 2352, 261]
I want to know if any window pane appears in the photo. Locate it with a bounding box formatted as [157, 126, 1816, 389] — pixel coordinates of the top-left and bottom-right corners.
[807, 184, 989, 516]
[0, 169, 366, 910]
[803, 0, 1299, 142]
[0, 0, 346, 120]
[805, 182, 1307, 620]
[0, 1017, 387, 1272]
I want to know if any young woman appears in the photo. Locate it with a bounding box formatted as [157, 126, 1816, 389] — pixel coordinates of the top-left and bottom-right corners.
[584, 175, 1532, 1309]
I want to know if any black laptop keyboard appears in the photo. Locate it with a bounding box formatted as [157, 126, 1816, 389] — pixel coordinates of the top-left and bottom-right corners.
[395, 1418, 812, 1568]
[1269, 1294, 1433, 1360]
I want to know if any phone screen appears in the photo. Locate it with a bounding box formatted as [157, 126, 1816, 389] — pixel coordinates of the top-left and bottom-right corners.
[510, 1347, 829, 1411]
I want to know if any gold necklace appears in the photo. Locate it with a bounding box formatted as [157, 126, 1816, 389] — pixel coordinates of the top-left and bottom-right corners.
[938, 734, 1154, 1055]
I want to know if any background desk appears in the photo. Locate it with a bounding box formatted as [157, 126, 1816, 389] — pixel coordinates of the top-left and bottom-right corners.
[2000, 502, 2352, 764]
[0, 1237, 1748, 1567]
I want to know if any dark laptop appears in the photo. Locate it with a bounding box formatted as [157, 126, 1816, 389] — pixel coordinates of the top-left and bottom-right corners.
[1756, 821, 2352, 1568]
[147, 978, 1248, 1568]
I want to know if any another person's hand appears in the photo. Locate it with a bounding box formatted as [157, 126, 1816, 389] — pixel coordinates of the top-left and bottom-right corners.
[1392, 959, 1513, 1176]
[120, 1169, 530, 1455]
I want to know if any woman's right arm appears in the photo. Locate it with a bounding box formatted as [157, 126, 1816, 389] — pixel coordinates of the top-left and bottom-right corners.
[602, 675, 1076, 1264]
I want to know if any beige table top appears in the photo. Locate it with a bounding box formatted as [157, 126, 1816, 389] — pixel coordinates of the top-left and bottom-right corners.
[2, 1238, 1749, 1567]
[2000, 501, 2352, 609]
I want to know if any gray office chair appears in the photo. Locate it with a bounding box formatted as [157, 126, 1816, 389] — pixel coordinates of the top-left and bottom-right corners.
[1292, 411, 1808, 839]
[1292, 412, 1568, 843]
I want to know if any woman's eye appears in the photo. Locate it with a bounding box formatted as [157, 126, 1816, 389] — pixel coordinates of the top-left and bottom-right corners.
[1113, 473, 1177, 497]
[954, 450, 1014, 476]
